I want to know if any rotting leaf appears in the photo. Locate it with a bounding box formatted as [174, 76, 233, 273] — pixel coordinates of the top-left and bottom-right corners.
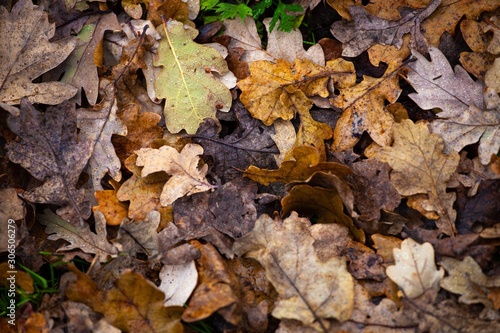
[0, 0, 77, 105]
[135, 143, 215, 206]
[373, 119, 460, 236]
[65, 265, 184, 333]
[154, 19, 232, 134]
[118, 210, 162, 258]
[233, 212, 354, 329]
[6, 99, 93, 225]
[386, 238, 444, 299]
[38, 209, 120, 262]
[330, 0, 440, 57]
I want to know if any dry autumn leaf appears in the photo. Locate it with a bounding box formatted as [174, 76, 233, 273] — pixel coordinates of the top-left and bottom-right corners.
[154, 19, 232, 134]
[6, 99, 93, 225]
[374, 119, 460, 235]
[233, 212, 354, 329]
[0, 0, 77, 105]
[65, 265, 184, 333]
[136, 143, 214, 206]
[386, 238, 444, 298]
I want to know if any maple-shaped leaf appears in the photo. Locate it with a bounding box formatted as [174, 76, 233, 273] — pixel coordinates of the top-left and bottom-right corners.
[330, 60, 402, 151]
[386, 238, 444, 298]
[136, 143, 215, 206]
[49, 13, 120, 105]
[238, 58, 355, 126]
[330, 0, 440, 57]
[0, 0, 77, 105]
[65, 265, 184, 333]
[77, 80, 127, 190]
[244, 145, 352, 185]
[233, 212, 354, 328]
[440, 256, 500, 317]
[38, 209, 120, 262]
[6, 99, 92, 225]
[407, 47, 499, 164]
[116, 154, 169, 220]
[154, 19, 232, 134]
[373, 119, 459, 236]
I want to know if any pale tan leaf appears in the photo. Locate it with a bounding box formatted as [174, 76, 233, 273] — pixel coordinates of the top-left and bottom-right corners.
[386, 238, 444, 298]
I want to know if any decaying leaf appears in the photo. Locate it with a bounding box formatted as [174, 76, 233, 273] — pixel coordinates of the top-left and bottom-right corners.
[233, 212, 354, 329]
[154, 19, 232, 134]
[440, 256, 500, 318]
[386, 238, 444, 298]
[407, 47, 499, 164]
[159, 261, 198, 307]
[374, 119, 460, 235]
[119, 210, 162, 258]
[38, 209, 120, 262]
[6, 99, 93, 225]
[330, 0, 440, 57]
[135, 143, 214, 206]
[65, 265, 184, 333]
[93, 189, 128, 226]
[0, 0, 77, 105]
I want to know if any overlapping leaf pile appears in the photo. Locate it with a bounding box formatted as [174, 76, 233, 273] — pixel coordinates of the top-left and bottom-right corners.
[1, 0, 499, 332]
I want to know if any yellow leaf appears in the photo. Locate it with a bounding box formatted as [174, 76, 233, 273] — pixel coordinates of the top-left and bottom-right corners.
[373, 119, 459, 235]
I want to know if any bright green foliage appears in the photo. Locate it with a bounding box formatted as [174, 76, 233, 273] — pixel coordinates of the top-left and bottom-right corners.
[200, 0, 303, 32]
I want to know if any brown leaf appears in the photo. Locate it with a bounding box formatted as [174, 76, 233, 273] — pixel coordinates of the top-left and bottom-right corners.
[38, 209, 120, 262]
[93, 189, 128, 226]
[65, 265, 184, 333]
[0, 0, 77, 105]
[233, 212, 354, 328]
[374, 119, 460, 235]
[6, 99, 93, 225]
[330, 0, 440, 57]
[0, 188, 25, 253]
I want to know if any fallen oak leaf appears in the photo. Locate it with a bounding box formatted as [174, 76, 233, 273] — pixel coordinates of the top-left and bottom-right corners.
[0, 0, 77, 105]
[373, 119, 459, 236]
[136, 143, 215, 206]
[386, 238, 444, 299]
[6, 99, 92, 225]
[38, 209, 120, 263]
[65, 265, 184, 333]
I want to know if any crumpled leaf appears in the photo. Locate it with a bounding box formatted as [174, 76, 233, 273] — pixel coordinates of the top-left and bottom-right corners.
[154, 19, 232, 134]
[244, 145, 352, 185]
[407, 47, 499, 164]
[386, 238, 444, 298]
[77, 80, 127, 190]
[50, 13, 120, 105]
[330, 0, 440, 57]
[374, 119, 460, 235]
[233, 212, 354, 328]
[38, 209, 120, 262]
[65, 265, 184, 333]
[159, 261, 198, 307]
[6, 99, 92, 225]
[136, 143, 214, 206]
[0, 0, 77, 105]
[192, 101, 277, 183]
[440, 256, 500, 317]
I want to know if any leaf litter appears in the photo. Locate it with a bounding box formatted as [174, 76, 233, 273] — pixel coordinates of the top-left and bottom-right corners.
[1, 0, 499, 332]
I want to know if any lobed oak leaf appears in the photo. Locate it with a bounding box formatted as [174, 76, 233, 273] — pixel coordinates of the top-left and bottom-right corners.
[136, 143, 214, 206]
[330, 60, 402, 151]
[326, 0, 429, 21]
[154, 19, 232, 134]
[233, 212, 354, 328]
[244, 145, 352, 185]
[408, 47, 499, 164]
[6, 99, 92, 225]
[65, 265, 184, 333]
[440, 256, 500, 317]
[374, 119, 459, 235]
[118, 210, 162, 258]
[77, 80, 127, 190]
[330, 0, 440, 57]
[386, 238, 444, 299]
[0, 0, 77, 105]
[49, 13, 120, 105]
[38, 209, 120, 262]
